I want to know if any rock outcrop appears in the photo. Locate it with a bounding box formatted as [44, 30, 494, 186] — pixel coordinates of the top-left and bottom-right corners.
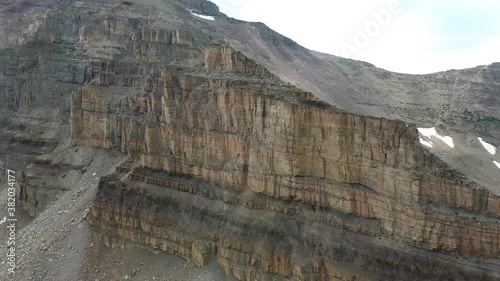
[2, 0, 498, 280]
[178, 0, 221, 16]
[17, 148, 95, 217]
[90, 165, 498, 280]
[71, 44, 500, 280]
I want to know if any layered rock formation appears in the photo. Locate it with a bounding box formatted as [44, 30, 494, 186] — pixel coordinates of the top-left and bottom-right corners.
[17, 147, 97, 217]
[2, 0, 499, 280]
[90, 165, 497, 281]
[72, 44, 500, 280]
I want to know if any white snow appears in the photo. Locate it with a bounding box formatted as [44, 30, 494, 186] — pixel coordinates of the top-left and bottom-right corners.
[417, 127, 455, 148]
[494, 161, 500, 170]
[478, 137, 496, 155]
[419, 138, 433, 148]
[438, 136, 455, 148]
[189, 10, 215, 21]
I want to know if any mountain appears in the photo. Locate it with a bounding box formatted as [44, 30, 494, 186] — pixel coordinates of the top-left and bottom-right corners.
[0, 0, 498, 280]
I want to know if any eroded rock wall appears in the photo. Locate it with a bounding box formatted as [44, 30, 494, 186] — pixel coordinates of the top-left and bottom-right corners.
[89, 165, 498, 281]
[75, 46, 500, 280]
[9, 1, 205, 218]
[2, 0, 498, 279]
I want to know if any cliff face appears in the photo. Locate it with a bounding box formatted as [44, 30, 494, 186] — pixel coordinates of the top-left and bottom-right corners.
[70, 44, 500, 280]
[5, 0, 204, 213]
[2, 0, 499, 280]
[221, 24, 500, 193]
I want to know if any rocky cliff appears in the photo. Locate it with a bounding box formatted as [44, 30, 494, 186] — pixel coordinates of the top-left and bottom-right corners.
[70, 44, 500, 280]
[1, 0, 499, 280]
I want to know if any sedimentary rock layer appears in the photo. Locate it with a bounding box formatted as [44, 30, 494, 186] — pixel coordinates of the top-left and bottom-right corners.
[3, 1, 499, 279]
[90, 165, 499, 281]
[76, 46, 500, 280]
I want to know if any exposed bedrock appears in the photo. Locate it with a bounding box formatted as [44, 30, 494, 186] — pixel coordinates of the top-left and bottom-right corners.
[16, 146, 104, 217]
[2, 1, 498, 279]
[90, 166, 499, 281]
[75, 46, 499, 280]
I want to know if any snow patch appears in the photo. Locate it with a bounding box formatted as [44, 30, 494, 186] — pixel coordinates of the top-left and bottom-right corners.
[417, 127, 454, 148]
[188, 9, 215, 21]
[494, 161, 500, 170]
[478, 137, 496, 155]
[419, 138, 433, 148]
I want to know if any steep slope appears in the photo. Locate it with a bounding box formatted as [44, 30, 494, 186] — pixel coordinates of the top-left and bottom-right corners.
[0, 0, 498, 280]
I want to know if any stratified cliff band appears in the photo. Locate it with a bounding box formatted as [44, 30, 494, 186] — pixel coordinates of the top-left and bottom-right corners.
[1, 0, 498, 280]
[70, 43, 499, 280]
